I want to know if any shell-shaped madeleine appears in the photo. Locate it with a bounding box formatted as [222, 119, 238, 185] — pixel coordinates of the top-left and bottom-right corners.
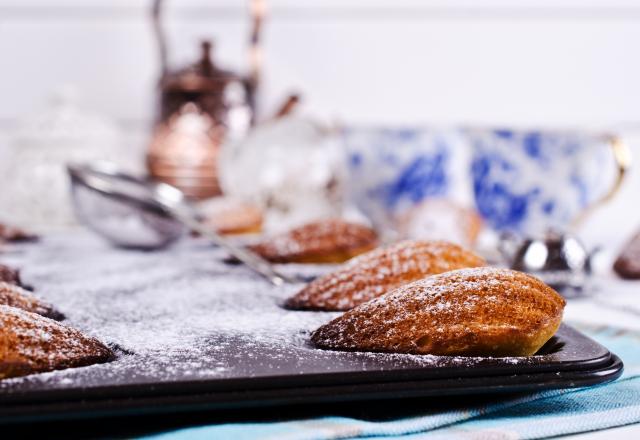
[0, 282, 64, 320]
[0, 305, 113, 380]
[0, 223, 38, 242]
[249, 219, 378, 264]
[0, 264, 22, 286]
[285, 240, 486, 311]
[311, 267, 566, 357]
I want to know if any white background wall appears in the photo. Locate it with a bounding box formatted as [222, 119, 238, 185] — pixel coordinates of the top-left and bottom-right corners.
[1, 0, 640, 128]
[0, 0, 639, 251]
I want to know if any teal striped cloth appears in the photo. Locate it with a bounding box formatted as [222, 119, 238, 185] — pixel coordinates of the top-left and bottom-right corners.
[147, 325, 640, 440]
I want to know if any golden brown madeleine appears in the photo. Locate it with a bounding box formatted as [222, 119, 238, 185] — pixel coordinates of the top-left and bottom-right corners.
[249, 219, 378, 264]
[397, 198, 483, 248]
[201, 198, 263, 235]
[613, 230, 640, 279]
[0, 282, 64, 320]
[285, 240, 486, 311]
[311, 267, 566, 357]
[0, 264, 23, 286]
[0, 305, 113, 380]
[0, 223, 38, 242]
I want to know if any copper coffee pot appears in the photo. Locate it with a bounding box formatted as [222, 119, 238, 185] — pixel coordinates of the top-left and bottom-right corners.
[147, 0, 264, 200]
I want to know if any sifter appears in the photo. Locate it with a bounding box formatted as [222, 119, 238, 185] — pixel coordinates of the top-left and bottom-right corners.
[68, 162, 295, 286]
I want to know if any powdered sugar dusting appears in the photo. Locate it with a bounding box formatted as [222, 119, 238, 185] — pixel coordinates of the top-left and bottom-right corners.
[250, 219, 377, 262]
[0, 234, 534, 394]
[0, 304, 110, 372]
[289, 240, 486, 310]
[311, 266, 565, 356]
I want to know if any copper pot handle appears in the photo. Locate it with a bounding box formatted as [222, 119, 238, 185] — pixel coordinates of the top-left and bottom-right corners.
[151, 0, 168, 76]
[151, 0, 265, 85]
[571, 135, 632, 228]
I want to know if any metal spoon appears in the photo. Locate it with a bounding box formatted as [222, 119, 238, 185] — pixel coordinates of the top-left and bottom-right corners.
[68, 162, 295, 286]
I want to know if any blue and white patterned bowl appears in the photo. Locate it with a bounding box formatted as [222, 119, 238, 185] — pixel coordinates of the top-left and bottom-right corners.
[468, 129, 618, 236]
[342, 127, 466, 235]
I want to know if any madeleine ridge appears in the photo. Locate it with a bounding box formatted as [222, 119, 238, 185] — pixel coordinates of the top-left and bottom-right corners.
[0, 282, 64, 320]
[0, 264, 23, 287]
[285, 240, 486, 311]
[0, 305, 114, 380]
[311, 267, 566, 357]
[249, 219, 378, 264]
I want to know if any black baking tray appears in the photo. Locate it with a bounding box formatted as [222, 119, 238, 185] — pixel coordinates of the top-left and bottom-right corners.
[0, 324, 623, 423]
